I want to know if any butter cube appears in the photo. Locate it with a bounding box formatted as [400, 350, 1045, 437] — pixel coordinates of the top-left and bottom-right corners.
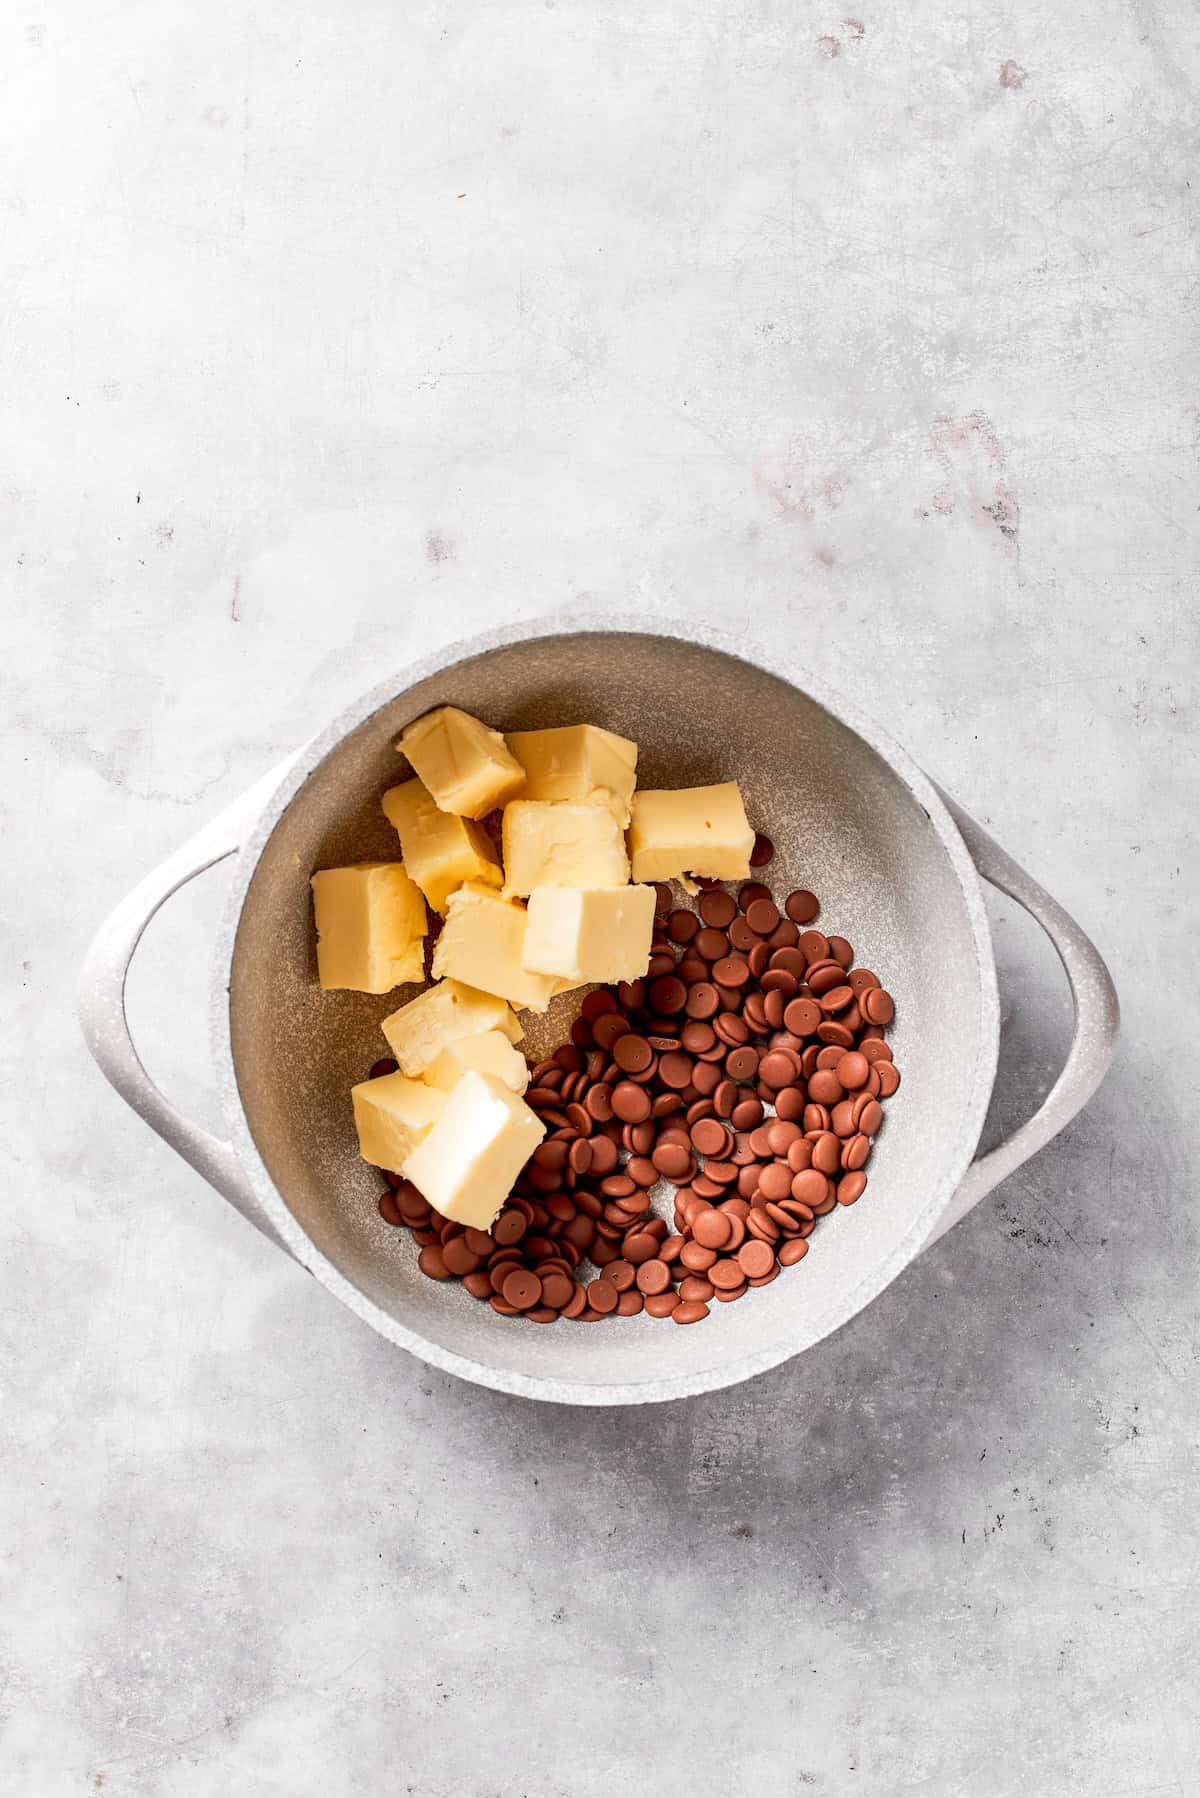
[506, 724, 638, 823]
[424, 1029, 529, 1096]
[351, 1072, 447, 1172]
[629, 782, 755, 882]
[495, 1008, 525, 1045]
[522, 885, 656, 988]
[381, 777, 501, 914]
[402, 1071, 545, 1230]
[432, 883, 560, 1012]
[501, 799, 629, 898]
[310, 863, 427, 993]
[381, 978, 521, 1076]
[398, 706, 525, 818]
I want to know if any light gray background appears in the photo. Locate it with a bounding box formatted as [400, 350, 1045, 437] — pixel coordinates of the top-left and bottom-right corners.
[4, 2, 1197, 1794]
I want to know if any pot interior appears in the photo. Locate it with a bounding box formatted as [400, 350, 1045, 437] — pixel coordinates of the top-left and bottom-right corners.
[229, 631, 992, 1393]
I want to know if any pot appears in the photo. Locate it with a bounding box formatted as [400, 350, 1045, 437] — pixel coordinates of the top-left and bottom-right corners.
[79, 618, 1118, 1404]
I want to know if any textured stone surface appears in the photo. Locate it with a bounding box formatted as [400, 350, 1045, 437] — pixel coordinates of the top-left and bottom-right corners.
[3, 2, 1197, 1794]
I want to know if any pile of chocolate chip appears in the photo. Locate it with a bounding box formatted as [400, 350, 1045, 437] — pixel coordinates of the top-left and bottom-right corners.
[375, 852, 900, 1326]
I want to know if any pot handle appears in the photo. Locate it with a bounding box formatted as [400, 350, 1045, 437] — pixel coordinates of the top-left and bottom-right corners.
[78, 755, 303, 1255]
[929, 790, 1120, 1243]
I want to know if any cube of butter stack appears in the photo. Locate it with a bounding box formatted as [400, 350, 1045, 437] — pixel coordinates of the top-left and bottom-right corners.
[398, 706, 525, 818]
[501, 799, 629, 898]
[402, 1070, 546, 1231]
[505, 724, 638, 824]
[423, 1029, 529, 1096]
[522, 885, 656, 989]
[432, 883, 561, 1012]
[381, 978, 522, 1077]
[629, 782, 755, 883]
[381, 777, 501, 914]
[351, 1071, 447, 1173]
[310, 863, 427, 993]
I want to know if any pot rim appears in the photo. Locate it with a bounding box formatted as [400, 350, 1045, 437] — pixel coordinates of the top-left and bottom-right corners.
[213, 610, 999, 1404]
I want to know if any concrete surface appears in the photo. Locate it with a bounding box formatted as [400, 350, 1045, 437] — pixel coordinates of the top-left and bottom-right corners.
[3, 2, 1197, 1793]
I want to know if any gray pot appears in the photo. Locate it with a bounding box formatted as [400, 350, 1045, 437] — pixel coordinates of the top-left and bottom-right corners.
[79, 618, 1119, 1404]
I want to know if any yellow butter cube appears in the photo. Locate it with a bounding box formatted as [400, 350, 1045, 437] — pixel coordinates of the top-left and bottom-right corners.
[494, 1008, 525, 1045]
[629, 782, 754, 883]
[432, 883, 560, 1012]
[402, 1071, 545, 1230]
[522, 885, 656, 988]
[381, 777, 501, 914]
[381, 978, 521, 1077]
[424, 1029, 529, 1096]
[501, 799, 629, 898]
[505, 724, 637, 824]
[398, 706, 525, 819]
[310, 863, 427, 993]
[351, 1072, 447, 1172]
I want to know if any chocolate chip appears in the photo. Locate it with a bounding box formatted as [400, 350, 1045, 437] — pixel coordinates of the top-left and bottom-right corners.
[784, 889, 820, 924]
[613, 1033, 654, 1074]
[691, 1117, 730, 1157]
[652, 1141, 693, 1181]
[587, 1278, 619, 1315]
[737, 1238, 775, 1280]
[685, 981, 720, 1019]
[724, 1045, 759, 1082]
[694, 927, 730, 961]
[862, 987, 895, 1025]
[658, 1050, 694, 1090]
[612, 1081, 652, 1123]
[698, 889, 737, 928]
[648, 975, 687, 1014]
[838, 1172, 868, 1205]
[745, 897, 780, 936]
[502, 1268, 542, 1310]
[758, 1049, 797, 1090]
[731, 1096, 763, 1130]
[712, 955, 750, 989]
[667, 908, 700, 944]
[592, 1011, 632, 1049]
